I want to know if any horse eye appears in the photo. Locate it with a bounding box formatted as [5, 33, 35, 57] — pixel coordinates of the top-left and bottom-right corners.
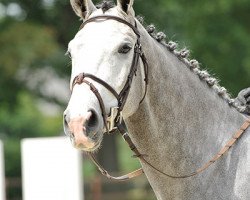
[118, 43, 132, 54]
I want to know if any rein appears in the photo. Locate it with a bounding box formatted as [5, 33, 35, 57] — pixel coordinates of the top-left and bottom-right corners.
[71, 15, 250, 181]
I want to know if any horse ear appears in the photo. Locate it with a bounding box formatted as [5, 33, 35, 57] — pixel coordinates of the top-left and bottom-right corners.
[70, 0, 97, 19]
[117, 0, 134, 14]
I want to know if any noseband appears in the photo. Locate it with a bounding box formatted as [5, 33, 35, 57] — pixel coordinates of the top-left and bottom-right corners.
[71, 15, 250, 181]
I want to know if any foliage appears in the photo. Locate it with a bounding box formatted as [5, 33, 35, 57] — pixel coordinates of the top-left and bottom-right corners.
[0, 92, 62, 175]
[0, 21, 64, 109]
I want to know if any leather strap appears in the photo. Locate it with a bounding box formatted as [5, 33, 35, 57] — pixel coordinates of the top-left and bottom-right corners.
[79, 15, 140, 37]
[84, 118, 250, 181]
[74, 73, 119, 99]
[88, 152, 143, 181]
[139, 52, 149, 104]
[193, 118, 250, 175]
[116, 118, 250, 179]
[73, 77, 110, 133]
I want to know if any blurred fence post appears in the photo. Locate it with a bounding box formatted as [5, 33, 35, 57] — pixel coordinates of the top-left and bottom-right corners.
[0, 140, 6, 200]
[21, 137, 83, 200]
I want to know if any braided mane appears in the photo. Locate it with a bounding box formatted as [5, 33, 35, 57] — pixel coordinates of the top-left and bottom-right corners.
[96, 1, 246, 113]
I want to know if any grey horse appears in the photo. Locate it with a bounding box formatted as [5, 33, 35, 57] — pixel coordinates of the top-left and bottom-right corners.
[63, 1, 250, 199]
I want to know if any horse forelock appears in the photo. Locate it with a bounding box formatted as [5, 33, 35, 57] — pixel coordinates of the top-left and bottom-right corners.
[96, 1, 115, 13]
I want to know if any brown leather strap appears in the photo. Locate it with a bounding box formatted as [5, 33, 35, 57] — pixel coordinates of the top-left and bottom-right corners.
[117, 118, 250, 179]
[139, 52, 149, 104]
[118, 43, 141, 110]
[84, 73, 120, 99]
[73, 77, 110, 133]
[194, 118, 250, 175]
[79, 15, 141, 37]
[88, 152, 143, 181]
[73, 73, 119, 99]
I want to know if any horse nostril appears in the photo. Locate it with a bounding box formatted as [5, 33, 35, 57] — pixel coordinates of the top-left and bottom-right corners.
[63, 110, 99, 138]
[86, 110, 99, 134]
[87, 110, 97, 127]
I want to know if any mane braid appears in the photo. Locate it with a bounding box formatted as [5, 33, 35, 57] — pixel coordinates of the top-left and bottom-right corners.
[136, 16, 246, 114]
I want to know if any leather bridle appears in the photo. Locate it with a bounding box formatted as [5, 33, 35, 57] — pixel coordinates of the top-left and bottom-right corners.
[72, 15, 148, 180]
[71, 15, 250, 181]
[73, 15, 148, 134]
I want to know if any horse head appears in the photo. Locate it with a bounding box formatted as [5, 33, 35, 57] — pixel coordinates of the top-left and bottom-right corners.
[63, 0, 145, 151]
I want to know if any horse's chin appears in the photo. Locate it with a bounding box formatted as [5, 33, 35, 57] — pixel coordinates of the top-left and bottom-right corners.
[70, 131, 103, 152]
[74, 142, 101, 152]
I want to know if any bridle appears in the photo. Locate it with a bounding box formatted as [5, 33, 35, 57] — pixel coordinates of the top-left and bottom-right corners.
[71, 15, 250, 181]
[73, 15, 149, 134]
[72, 15, 148, 180]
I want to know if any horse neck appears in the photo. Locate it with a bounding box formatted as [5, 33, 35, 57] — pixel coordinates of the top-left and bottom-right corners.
[125, 24, 246, 176]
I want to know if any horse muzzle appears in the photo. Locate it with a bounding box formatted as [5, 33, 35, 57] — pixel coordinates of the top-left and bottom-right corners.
[63, 110, 102, 151]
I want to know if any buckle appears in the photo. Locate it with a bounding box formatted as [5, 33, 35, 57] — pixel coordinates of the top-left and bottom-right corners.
[107, 107, 123, 132]
[134, 43, 142, 55]
[122, 132, 129, 142]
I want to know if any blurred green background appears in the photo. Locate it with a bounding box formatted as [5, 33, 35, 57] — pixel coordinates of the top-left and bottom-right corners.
[0, 0, 249, 199]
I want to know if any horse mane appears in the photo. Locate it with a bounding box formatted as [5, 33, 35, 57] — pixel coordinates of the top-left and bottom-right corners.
[135, 16, 246, 113]
[95, 1, 246, 113]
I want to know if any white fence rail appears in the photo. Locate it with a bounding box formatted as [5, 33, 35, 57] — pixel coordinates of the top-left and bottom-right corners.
[0, 140, 6, 200]
[21, 137, 84, 200]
